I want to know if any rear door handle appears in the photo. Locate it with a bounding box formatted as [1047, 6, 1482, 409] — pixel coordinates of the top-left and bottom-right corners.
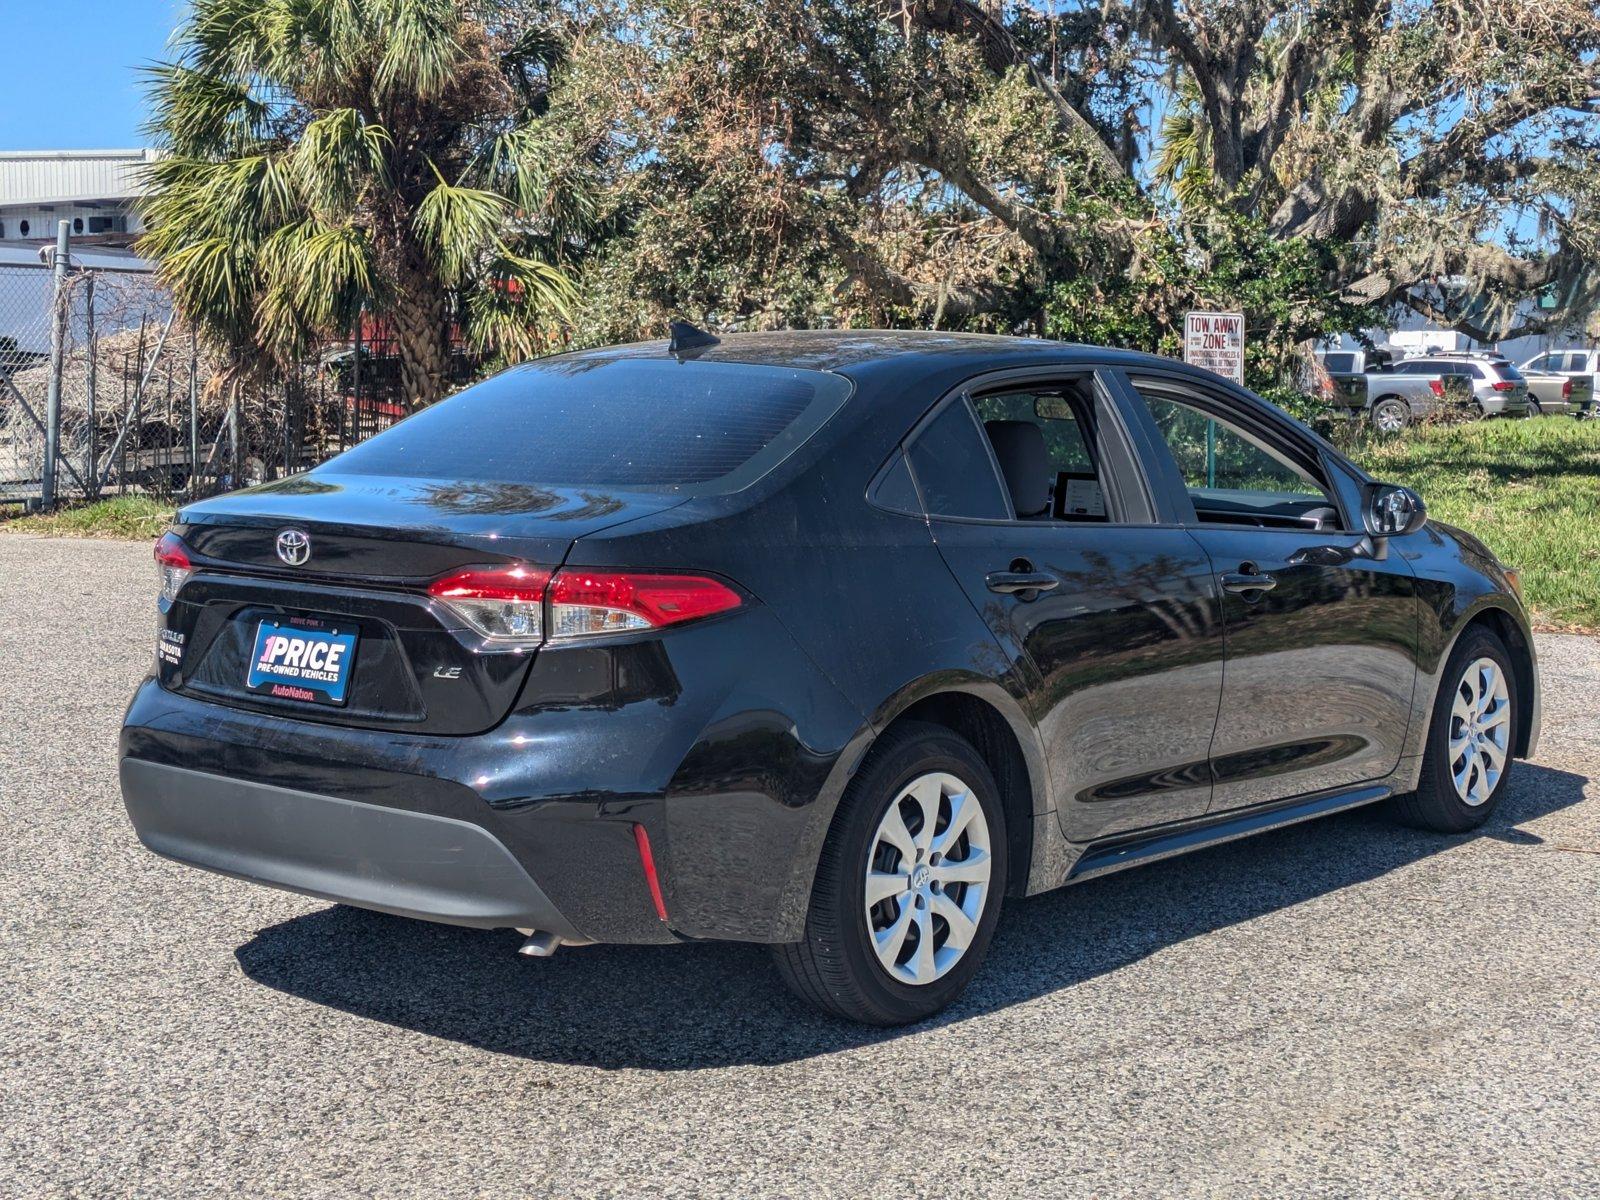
[985, 571, 1059, 595]
[1221, 572, 1277, 595]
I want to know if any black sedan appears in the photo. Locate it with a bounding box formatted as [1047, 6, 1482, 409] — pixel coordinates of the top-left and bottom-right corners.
[121, 330, 1540, 1025]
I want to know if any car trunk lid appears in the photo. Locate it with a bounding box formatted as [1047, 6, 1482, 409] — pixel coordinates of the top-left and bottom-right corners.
[160, 474, 687, 734]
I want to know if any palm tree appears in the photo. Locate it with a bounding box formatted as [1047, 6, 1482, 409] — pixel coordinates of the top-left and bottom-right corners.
[139, 0, 587, 407]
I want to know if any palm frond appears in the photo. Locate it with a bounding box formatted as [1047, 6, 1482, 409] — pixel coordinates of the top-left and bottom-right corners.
[415, 170, 511, 285]
[293, 108, 390, 215]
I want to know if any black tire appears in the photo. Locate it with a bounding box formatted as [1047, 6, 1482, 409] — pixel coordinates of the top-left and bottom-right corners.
[1389, 627, 1518, 832]
[773, 721, 1008, 1025]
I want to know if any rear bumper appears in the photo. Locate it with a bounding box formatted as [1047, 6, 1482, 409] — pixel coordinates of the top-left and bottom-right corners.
[122, 758, 587, 940]
[1479, 394, 1529, 416]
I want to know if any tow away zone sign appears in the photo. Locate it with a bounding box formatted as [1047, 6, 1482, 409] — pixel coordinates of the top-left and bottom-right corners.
[1184, 311, 1245, 385]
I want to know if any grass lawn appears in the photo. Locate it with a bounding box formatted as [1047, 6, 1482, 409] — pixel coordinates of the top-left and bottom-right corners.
[1349, 415, 1600, 631]
[4, 416, 1596, 629]
[1, 495, 174, 541]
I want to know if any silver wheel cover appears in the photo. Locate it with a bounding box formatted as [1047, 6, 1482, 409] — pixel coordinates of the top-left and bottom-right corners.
[1374, 402, 1406, 433]
[1448, 657, 1511, 806]
[864, 772, 993, 986]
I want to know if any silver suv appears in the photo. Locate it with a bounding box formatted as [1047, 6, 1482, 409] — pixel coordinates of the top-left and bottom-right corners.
[1394, 353, 1531, 416]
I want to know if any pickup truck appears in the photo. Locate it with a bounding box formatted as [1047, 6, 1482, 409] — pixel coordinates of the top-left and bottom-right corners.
[1315, 348, 1475, 432]
[1518, 349, 1598, 417]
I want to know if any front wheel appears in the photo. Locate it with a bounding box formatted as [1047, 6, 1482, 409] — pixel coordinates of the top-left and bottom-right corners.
[773, 722, 1007, 1025]
[1389, 627, 1518, 832]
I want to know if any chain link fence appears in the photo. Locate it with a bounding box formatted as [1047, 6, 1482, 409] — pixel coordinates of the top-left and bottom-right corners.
[0, 250, 409, 511]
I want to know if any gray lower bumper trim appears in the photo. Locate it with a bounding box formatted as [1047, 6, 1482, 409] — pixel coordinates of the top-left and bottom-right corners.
[120, 758, 583, 939]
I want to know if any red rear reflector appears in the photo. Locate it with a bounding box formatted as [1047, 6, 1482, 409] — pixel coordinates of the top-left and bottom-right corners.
[548, 569, 740, 637]
[633, 823, 669, 921]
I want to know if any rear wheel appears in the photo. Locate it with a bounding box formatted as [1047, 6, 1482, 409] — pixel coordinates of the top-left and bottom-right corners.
[1370, 397, 1411, 434]
[1390, 627, 1518, 832]
[773, 722, 1007, 1025]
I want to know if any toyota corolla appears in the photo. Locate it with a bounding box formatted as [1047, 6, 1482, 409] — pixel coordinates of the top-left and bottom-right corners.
[121, 329, 1539, 1025]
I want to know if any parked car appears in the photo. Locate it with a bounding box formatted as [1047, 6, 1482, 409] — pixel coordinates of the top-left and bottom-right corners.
[121, 330, 1540, 1025]
[1315, 347, 1473, 432]
[1392, 352, 1531, 416]
[1519, 349, 1599, 417]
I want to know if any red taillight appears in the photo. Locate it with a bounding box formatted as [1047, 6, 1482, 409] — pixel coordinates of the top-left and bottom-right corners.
[428, 564, 551, 644]
[426, 564, 741, 645]
[547, 569, 741, 638]
[1492, 380, 1516, 392]
[1429, 379, 1445, 397]
[153, 532, 192, 606]
[1562, 378, 1573, 398]
[633, 823, 669, 921]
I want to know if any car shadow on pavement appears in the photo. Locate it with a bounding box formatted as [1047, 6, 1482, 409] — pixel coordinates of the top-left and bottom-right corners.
[235, 764, 1589, 1069]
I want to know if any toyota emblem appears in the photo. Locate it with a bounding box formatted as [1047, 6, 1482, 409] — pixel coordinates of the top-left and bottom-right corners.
[276, 529, 311, 566]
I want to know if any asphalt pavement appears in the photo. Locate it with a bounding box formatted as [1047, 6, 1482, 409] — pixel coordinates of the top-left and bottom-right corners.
[2, 534, 1597, 1198]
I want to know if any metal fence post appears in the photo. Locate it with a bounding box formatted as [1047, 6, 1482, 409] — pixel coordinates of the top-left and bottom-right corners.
[84, 272, 98, 500]
[227, 396, 239, 489]
[41, 220, 70, 511]
[188, 335, 199, 494]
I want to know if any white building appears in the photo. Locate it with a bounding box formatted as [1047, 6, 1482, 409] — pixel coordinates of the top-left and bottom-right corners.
[0, 148, 156, 244]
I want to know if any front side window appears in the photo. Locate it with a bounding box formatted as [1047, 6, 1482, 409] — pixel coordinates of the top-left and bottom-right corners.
[1526, 354, 1554, 373]
[1132, 381, 1338, 529]
[905, 399, 1010, 520]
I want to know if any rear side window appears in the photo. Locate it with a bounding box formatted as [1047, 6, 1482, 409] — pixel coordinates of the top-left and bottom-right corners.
[906, 400, 1010, 520]
[326, 358, 852, 491]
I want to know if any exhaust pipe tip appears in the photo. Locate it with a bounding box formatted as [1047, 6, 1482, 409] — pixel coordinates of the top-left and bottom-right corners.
[517, 929, 563, 957]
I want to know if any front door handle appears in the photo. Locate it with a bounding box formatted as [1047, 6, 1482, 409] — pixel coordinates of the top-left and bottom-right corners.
[986, 571, 1059, 595]
[1221, 571, 1277, 595]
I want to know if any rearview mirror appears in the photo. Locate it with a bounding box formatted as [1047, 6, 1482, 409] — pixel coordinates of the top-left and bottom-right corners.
[1366, 483, 1427, 538]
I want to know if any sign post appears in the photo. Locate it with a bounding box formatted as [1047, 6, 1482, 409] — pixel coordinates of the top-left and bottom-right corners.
[1183, 311, 1246, 385]
[1183, 311, 1245, 487]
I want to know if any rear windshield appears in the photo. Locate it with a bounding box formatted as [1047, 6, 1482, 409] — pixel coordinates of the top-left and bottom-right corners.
[324, 357, 853, 491]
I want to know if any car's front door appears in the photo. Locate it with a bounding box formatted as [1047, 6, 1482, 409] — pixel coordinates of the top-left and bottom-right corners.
[904, 371, 1226, 843]
[1120, 371, 1425, 814]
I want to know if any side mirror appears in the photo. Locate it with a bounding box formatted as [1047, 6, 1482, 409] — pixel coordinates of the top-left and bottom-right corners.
[1366, 483, 1427, 538]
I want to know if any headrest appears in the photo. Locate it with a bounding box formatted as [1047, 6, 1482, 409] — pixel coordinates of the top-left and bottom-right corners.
[984, 420, 1050, 517]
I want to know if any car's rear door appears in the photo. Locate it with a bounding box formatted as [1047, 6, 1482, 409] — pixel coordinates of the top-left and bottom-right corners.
[1115, 369, 1425, 814]
[904, 369, 1226, 843]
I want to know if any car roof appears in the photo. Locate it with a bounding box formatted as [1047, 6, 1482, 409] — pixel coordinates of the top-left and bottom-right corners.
[550, 329, 1185, 381]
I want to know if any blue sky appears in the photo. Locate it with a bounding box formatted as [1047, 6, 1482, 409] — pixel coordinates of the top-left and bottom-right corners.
[0, 0, 184, 149]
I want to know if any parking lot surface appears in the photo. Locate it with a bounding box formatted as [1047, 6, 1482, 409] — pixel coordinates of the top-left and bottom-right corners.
[2, 534, 1597, 1199]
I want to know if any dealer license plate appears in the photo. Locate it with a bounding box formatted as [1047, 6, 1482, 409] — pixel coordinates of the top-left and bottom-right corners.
[246, 618, 358, 706]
